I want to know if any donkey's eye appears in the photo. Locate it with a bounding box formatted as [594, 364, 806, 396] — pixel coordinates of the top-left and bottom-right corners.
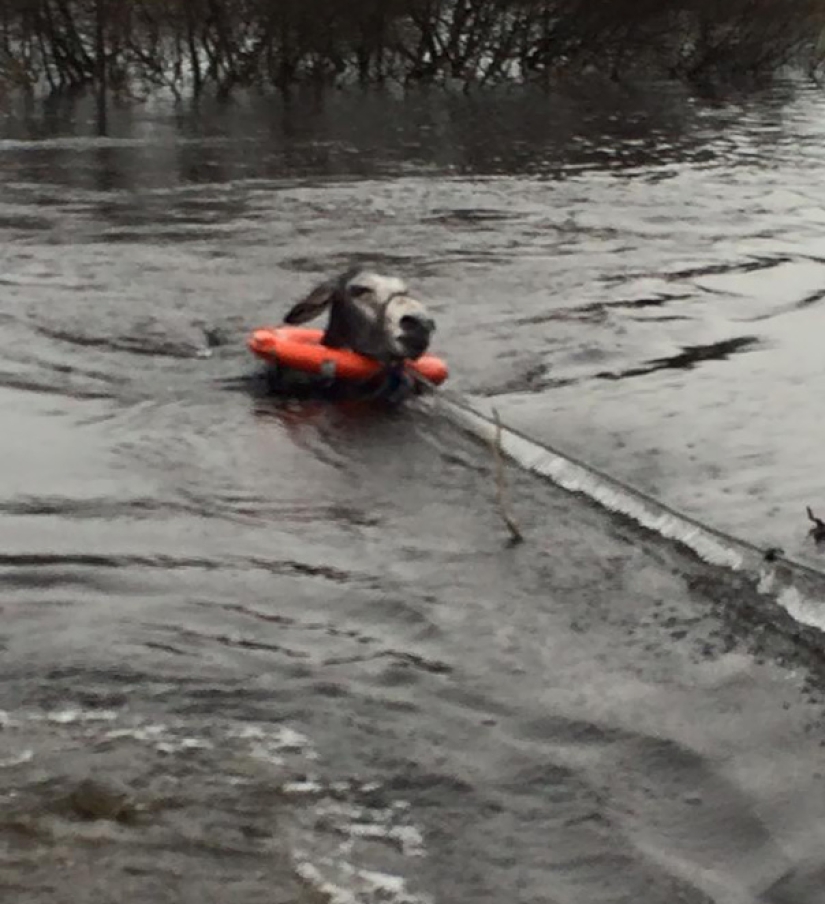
[348, 285, 371, 298]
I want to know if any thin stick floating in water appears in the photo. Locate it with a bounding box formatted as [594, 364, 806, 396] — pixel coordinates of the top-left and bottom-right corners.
[490, 408, 524, 545]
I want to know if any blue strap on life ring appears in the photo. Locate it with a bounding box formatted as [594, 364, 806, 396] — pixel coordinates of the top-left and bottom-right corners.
[362, 363, 415, 403]
[319, 359, 337, 384]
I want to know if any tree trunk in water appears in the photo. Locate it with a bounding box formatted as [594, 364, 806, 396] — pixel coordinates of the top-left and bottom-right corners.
[186, 1, 203, 97]
[95, 0, 107, 134]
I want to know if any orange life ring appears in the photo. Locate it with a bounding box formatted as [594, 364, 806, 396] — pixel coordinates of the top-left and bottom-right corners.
[247, 326, 449, 386]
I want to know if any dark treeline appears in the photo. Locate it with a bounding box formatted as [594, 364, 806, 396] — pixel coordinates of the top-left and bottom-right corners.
[1, 0, 825, 96]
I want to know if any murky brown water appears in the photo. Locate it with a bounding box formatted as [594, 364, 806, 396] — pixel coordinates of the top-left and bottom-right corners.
[2, 81, 825, 903]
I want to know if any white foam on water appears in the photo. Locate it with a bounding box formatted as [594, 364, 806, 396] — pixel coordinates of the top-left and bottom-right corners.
[0, 750, 33, 769]
[283, 768, 431, 901]
[234, 723, 321, 768]
[38, 707, 120, 725]
[155, 737, 214, 754]
[307, 801, 427, 858]
[348, 822, 427, 858]
[2, 708, 432, 904]
[236, 724, 431, 903]
[282, 779, 325, 795]
[293, 857, 432, 904]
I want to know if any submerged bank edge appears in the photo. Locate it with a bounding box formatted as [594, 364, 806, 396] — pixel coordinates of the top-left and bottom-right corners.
[433, 391, 825, 652]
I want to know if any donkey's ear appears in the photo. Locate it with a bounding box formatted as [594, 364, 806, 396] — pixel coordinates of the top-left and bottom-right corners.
[283, 279, 337, 325]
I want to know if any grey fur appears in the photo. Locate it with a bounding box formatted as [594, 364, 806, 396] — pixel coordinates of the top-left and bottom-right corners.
[283, 268, 436, 362]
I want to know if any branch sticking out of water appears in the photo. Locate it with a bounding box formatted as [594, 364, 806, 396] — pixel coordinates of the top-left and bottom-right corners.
[807, 506, 825, 543]
[490, 408, 524, 546]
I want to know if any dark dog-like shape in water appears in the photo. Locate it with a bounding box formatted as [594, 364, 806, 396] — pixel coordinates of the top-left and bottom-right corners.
[269, 268, 437, 403]
[283, 268, 436, 363]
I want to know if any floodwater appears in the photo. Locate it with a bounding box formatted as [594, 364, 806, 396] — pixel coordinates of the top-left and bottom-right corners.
[2, 81, 825, 903]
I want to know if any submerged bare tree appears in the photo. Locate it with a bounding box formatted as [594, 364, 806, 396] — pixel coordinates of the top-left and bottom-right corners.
[1, 0, 825, 95]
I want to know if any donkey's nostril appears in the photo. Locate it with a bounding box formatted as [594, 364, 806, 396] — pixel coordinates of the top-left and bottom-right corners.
[400, 314, 433, 333]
